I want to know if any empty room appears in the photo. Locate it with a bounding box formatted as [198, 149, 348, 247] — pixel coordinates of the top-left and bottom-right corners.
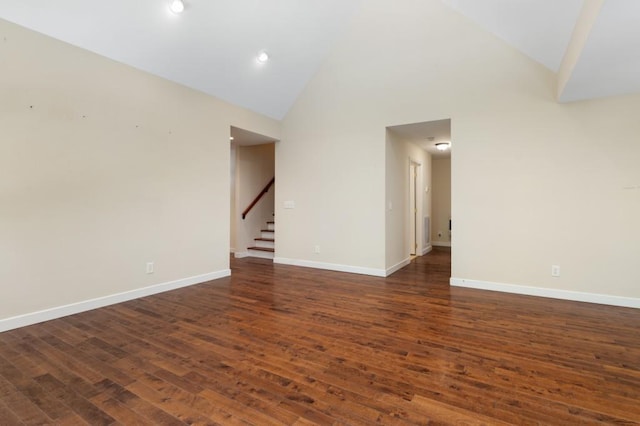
[1, 0, 639, 424]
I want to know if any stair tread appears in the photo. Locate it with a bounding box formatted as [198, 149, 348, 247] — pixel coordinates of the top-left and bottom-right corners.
[261, 229, 275, 232]
[267, 221, 275, 224]
[248, 246, 275, 252]
[255, 238, 275, 242]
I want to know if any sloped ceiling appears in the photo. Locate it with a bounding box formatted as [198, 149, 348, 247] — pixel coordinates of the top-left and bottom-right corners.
[0, 0, 362, 120]
[439, 0, 640, 102]
[559, 0, 640, 102]
[440, 0, 584, 72]
[1, 0, 638, 119]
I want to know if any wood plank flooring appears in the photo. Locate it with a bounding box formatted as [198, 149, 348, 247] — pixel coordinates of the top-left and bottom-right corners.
[1, 247, 640, 424]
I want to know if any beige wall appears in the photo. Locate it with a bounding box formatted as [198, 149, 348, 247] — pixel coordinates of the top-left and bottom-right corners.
[385, 130, 431, 270]
[276, 110, 386, 273]
[431, 158, 451, 246]
[0, 19, 280, 326]
[278, 0, 640, 299]
[233, 143, 275, 255]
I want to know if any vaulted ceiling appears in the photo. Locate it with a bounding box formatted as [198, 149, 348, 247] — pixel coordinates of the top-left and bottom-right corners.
[1, 0, 638, 120]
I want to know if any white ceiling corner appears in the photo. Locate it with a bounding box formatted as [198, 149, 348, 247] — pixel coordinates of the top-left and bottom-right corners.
[439, 0, 640, 103]
[439, 0, 584, 72]
[559, 0, 640, 102]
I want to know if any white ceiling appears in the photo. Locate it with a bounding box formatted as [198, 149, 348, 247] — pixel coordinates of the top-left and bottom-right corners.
[231, 126, 276, 146]
[1, 0, 639, 120]
[387, 120, 452, 159]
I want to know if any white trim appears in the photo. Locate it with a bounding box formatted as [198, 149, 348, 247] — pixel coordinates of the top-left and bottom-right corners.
[274, 257, 386, 277]
[450, 277, 640, 309]
[234, 251, 250, 258]
[386, 258, 411, 276]
[246, 249, 275, 260]
[432, 241, 451, 247]
[0, 270, 230, 333]
[421, 244, 433, 256]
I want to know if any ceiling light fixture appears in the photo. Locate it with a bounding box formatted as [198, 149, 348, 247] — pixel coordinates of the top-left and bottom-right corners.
[435, 142, 450, 151]
[257, 51, 269, 63]
[169, 0, 185, 14]
[229, 136, 234, 141]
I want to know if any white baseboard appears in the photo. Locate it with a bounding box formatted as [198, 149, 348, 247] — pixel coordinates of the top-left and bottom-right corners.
[450, 277, 640, 309]
[246, 250, 275, 260]
[421, 245, 433, 255]
[274, 257, 386, 277]
[0, 269, 231, 333]
[234, 251, 250, 258]
[386, 258, 411, 276]
[432, 242, 451, 247]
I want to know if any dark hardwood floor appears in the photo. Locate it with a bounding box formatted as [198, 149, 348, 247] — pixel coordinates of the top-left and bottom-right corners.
[1, 247, 639, 425]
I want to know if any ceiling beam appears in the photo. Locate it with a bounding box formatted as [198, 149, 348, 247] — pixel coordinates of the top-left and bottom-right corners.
[556, 0, 605, 101]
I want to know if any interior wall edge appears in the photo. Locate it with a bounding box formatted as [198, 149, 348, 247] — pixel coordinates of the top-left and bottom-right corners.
[432, 242, 452, 248]
[451, 277, 640, 309]
[0, 269, 231, 333]
[274, 257, 387, 278]
[386, 258, 412, 277]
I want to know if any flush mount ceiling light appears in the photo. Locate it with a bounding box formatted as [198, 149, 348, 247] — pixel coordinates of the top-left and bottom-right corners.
[169, 0, 185, 14]
[256, 51, 269, 64]
[435, 142, 451, 151]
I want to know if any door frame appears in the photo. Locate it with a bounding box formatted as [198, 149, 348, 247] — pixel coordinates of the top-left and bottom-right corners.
[409, 159, 421, 256]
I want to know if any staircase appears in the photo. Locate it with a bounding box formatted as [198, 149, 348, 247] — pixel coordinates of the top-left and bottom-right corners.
[247, 221, 275, 259]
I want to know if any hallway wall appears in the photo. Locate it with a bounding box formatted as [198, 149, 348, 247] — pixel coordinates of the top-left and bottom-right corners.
[431, 158, 451, 246]
[385, 130, 431, 272]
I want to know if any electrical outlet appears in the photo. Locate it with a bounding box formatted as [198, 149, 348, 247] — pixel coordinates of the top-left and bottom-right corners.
[314, 245, 321, 254]
[146, 262, 154, 274]
[551, 265, 560, 277]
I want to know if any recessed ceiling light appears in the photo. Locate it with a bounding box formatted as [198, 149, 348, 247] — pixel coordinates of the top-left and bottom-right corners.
[257, 51, 269, 63]
[435, 142, 450, 151]
[169, 0, 184, 14]
[229, 136, 234, 141]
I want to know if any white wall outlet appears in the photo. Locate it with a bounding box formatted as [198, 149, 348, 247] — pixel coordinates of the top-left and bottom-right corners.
[146, 262, 154, 274]
[551, 265, 560, 277]
[314, 245, 321, 254]
[284, 200, 295, 209]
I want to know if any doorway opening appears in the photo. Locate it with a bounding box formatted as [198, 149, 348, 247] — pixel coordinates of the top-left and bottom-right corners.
[385, 118, 451, 272]
[230, 126, 278, 261]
